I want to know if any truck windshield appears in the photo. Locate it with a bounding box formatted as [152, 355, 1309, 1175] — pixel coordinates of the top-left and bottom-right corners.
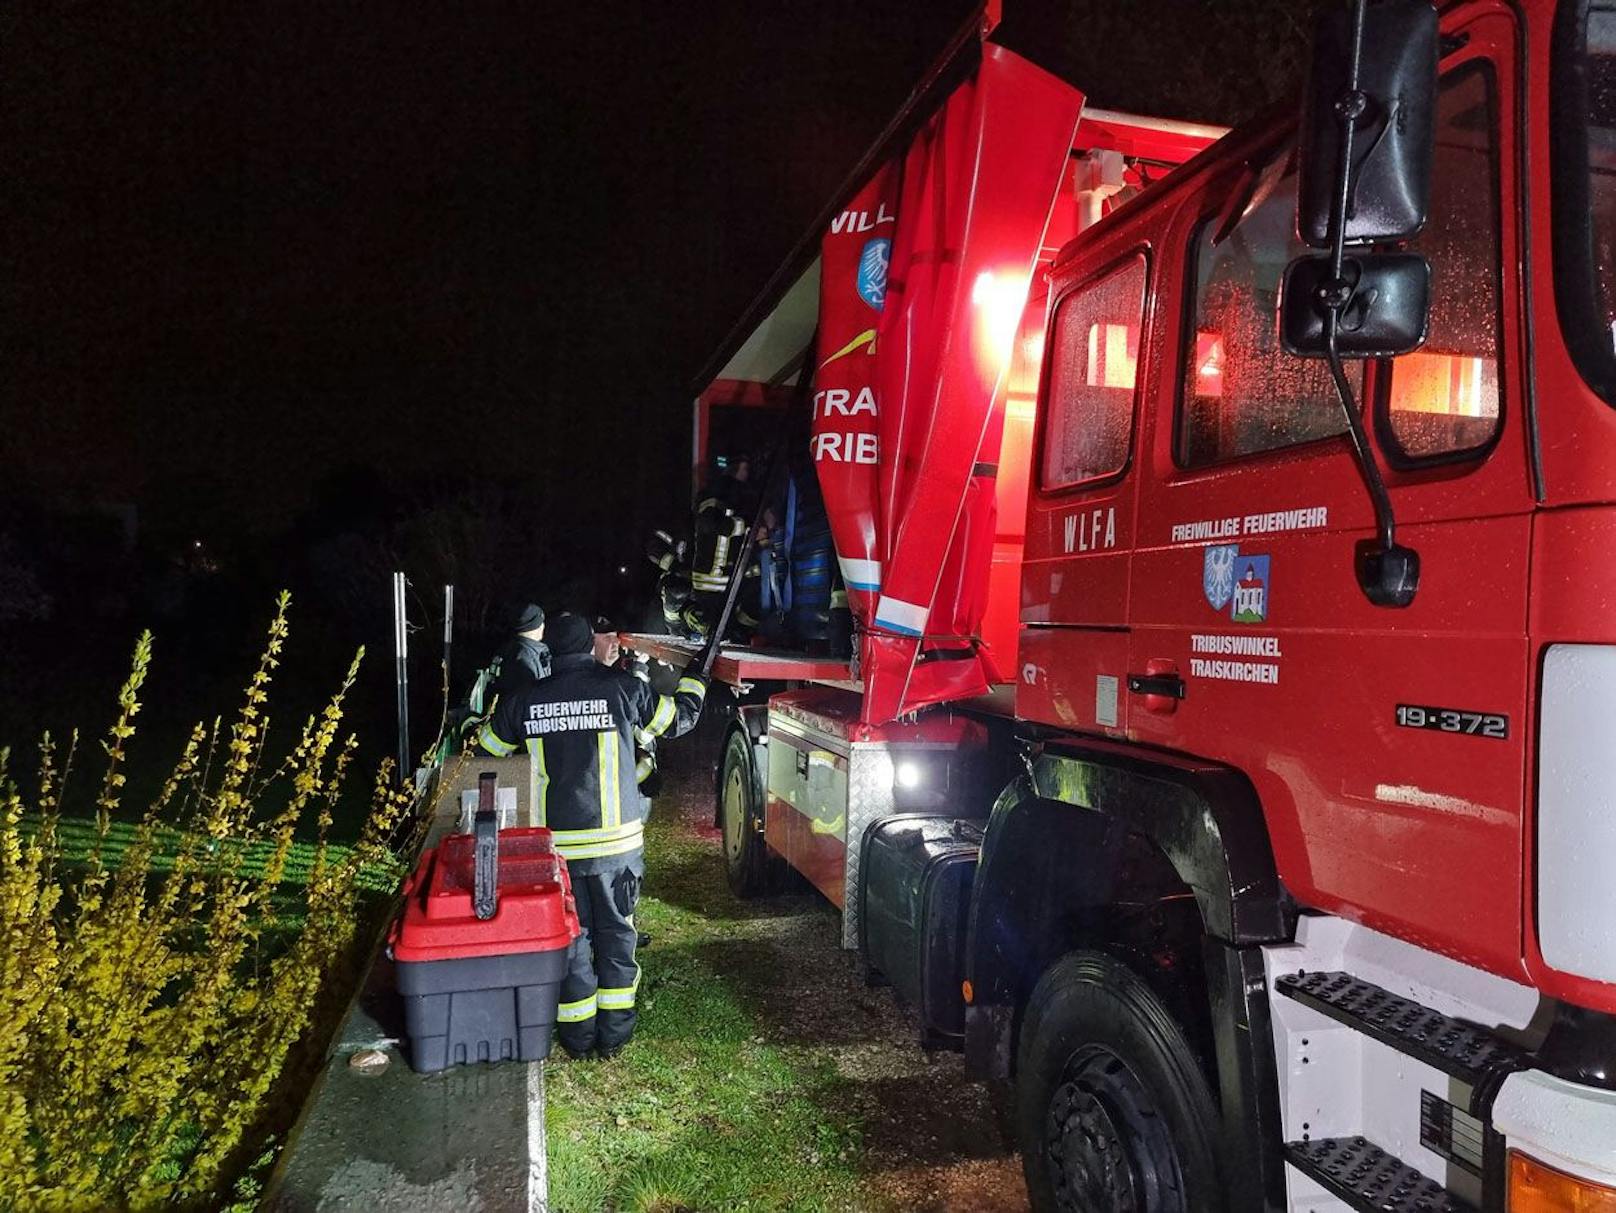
[1555, 0, 1616, 404]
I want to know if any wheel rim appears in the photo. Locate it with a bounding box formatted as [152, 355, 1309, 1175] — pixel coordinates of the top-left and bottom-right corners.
[1044, 1045, 1184, 1213]
[721, 759, 747, 863]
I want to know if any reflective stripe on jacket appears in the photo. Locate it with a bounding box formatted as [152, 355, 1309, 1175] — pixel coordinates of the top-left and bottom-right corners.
[478, 654, 705, 864]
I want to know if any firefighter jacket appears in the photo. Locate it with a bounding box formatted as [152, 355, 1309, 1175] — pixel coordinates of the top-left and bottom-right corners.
[691, 490, 748, 593]
[477, 652, 706, 869]
[492, 635, 551, 699]
[467, 635, 550, 723]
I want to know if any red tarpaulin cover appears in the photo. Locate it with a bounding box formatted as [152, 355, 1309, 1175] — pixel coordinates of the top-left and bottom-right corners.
[813, 45, 1082, 723]
[810, 164, 900, 618]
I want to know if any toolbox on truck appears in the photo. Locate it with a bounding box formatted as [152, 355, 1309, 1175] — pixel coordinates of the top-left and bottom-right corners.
[390, 797, 580, 1073]
[858, 815, 981, 1048]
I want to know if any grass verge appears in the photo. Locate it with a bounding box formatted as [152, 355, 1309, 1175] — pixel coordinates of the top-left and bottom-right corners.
[545, 808, 867, 1212]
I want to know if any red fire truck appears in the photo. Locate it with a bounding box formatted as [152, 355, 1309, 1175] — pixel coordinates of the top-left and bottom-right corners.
[631, 2, 1616, 1209]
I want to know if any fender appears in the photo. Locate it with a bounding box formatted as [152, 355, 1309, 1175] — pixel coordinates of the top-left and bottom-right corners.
[1039, 736, 1294, 943]
[733, 702, 770, 742]
[963, 733, 1294, 1064]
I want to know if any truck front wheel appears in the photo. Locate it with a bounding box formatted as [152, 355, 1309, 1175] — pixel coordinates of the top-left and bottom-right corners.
[1016, 951, 1223, 1213]
[719, 728, 770, 897]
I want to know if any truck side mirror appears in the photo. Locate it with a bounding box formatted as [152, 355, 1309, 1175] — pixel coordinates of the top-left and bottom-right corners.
[1280, 0, 1439, 610]
[1296, 0, 1440, 247]
[1283, 0, 1440, 355]
[1280, 252, 1429, 359]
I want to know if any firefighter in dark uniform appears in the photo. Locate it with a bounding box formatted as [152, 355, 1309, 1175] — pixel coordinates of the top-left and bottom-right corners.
[644, 529, 697, 638]
[491, 602, 551, 698]
[457, 602, 549, 744]
[477, 612, 707, 1059]
[689, 455, 762, 639]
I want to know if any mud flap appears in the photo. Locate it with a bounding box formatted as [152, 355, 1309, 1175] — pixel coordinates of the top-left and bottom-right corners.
[964, 1002, 1015, 1081]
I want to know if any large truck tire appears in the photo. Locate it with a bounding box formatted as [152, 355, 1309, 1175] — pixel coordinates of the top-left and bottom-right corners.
[719, 727, 771, 898]
[1016, 950, 1224, 1213]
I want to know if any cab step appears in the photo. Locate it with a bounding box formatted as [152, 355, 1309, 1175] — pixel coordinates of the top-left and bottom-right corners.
[1276, 970, 1526, 1096]
[1285, 1136, 1476, 1213]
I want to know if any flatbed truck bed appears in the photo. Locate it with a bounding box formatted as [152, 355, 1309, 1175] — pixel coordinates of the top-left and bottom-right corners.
[618, 633, 857, 689]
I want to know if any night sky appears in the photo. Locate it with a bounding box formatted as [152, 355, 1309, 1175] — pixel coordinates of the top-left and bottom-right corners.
[4, 1, 979, 542]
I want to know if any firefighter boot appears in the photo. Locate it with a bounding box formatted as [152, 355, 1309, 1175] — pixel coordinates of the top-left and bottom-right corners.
[556, 861, 643, 1058]
[588, 863, 643, 1055]
[556, 931, 599, 1059]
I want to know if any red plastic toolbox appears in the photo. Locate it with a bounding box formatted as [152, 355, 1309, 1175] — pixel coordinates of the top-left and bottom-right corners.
[390, 826, 580, 1072]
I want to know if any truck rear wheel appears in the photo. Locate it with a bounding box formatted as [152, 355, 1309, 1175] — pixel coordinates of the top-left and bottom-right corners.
[719, 727, 770, 897]
[1016, 951, 1223, 1213]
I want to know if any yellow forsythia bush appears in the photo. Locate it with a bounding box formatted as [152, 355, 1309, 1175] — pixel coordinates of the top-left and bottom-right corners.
[0, 593, 417, 1210]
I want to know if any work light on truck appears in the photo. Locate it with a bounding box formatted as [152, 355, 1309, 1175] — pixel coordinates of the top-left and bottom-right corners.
[889, 754, 946, 812]
[970, 269, 1032, 375]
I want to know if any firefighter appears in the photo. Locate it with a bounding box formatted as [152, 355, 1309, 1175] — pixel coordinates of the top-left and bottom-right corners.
[645, 529, 700, 639]
[476, 612, 707, 1059]
[687, 455, 761, 638]
[457, 602, 549, 744]
[591, 616, 622, 667]
[598, 615, 664, 954]
[491, 602, 551, 698]
[659, 571, 697, 637]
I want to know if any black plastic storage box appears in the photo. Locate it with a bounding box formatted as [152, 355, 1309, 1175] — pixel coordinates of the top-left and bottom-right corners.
[389, 790, 580, 1073]
[395, 948, 569, 1071]
[858, 815, 981, 1047]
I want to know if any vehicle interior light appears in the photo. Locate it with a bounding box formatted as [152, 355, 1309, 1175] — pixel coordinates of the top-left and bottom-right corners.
[1509, 1151, 1616, 1212]
[895, 760, 923, 789]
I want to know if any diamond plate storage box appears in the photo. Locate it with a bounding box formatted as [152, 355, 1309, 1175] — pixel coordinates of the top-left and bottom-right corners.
[390, 826, 580, 1072]
[761, 688, 992, 949]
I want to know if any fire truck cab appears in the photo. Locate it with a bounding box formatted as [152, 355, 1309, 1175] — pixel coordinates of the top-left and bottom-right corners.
[632, 2, 1616, 1209]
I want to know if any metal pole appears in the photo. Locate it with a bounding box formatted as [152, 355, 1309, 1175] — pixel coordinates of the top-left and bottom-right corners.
[443, 584, 455, 676]
[392, 571, 411, 785]
[438, 584, 455, 745]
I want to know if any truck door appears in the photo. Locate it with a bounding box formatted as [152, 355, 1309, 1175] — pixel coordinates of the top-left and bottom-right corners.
[1019, 248, 1152, 735]
[1128, 11, 1533, 976]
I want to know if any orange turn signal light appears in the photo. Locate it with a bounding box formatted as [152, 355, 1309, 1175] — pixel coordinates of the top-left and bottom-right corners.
[961, 979, 974, 1005]
[1510, 1151, 1616, 1212]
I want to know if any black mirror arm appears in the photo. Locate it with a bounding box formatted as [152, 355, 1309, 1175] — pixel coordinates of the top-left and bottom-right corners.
[1323, 0, 1393, 550]
[1318, 0, 1419, 607]
[1322, 316, 1396, 555]
[1325, 0, 1370, 285]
